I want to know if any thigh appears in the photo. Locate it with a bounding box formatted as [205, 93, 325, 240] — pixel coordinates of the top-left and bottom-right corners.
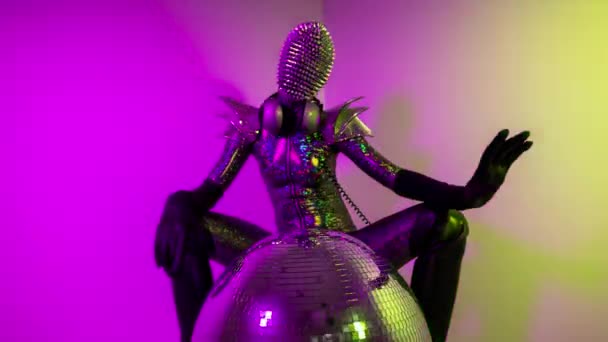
[202, 212, 271, 266]
[349, 203, 439, 270]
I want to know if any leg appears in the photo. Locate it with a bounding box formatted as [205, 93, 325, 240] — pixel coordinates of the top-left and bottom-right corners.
[171, 212, 270, 341]
[410, 209, 468, 342]
[349, 203, 469, 342]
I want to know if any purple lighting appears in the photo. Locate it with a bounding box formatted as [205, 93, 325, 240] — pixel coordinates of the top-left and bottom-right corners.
[259, 310, 273, 327]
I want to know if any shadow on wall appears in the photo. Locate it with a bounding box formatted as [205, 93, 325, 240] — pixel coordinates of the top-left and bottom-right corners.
[335, 94, 608, 341]
[204, 78, 247, 116]
[203, 80, 278, 280]
[337, 93, 431, 223]
[195, 83, 608, 340]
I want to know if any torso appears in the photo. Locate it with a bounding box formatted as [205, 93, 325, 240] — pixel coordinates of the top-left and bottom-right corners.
[252, 111, 356, 233]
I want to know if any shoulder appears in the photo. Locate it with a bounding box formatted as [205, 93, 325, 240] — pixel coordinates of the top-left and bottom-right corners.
[322, 96, 373, 144]
[217, 96, 260, 143]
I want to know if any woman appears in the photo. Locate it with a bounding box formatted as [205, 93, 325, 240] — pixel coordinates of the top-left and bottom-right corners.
[154, 22, 532, 342]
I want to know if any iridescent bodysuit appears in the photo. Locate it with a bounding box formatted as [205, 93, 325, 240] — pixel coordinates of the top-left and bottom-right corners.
[155, 22, 533, 342]
[207, 95, 400, 251]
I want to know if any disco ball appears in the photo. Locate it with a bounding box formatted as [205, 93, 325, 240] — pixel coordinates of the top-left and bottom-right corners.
[193, 229, 431, 341]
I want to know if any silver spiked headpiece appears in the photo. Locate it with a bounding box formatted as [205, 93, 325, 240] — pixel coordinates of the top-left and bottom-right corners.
[277, 22, 335, 101]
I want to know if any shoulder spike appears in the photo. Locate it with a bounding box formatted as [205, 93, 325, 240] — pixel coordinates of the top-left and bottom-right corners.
[324, 97, 373, 143]
[337, 106, 370, 136]
[217, 96, 259, 143]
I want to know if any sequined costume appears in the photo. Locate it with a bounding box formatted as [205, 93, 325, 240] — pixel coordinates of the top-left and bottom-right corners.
[215, 94, 398, 233]
[154, 22, 533, 342]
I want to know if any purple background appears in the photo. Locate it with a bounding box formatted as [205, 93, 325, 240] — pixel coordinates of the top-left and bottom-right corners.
[3, 0, 607, 341]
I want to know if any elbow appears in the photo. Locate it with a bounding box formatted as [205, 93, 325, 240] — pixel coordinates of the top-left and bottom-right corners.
[192, 179, 225, 211]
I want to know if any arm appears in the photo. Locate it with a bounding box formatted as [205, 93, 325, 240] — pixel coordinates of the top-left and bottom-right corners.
[155, 131, 255, 274]
[156, 96, 259, 274]
[191, 96, 260, 211]
[336, 136, 471, 210]
[337, 128, 533, 210]
[327, 97, 471, 209]
[192, 131, 254, 211]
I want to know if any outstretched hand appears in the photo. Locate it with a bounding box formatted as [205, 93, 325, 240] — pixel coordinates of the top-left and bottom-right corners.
[465, 129, 533, 208]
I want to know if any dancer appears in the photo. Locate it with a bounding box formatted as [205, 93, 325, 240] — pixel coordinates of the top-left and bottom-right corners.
[154, 22, 532, 341]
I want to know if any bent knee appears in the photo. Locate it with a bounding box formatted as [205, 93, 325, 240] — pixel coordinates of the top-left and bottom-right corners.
[437, 210, 469, 242]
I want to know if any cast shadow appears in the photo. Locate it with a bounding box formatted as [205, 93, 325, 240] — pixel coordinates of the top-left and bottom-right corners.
[332, 93, 608, 340]
[336, 93, 432, 224]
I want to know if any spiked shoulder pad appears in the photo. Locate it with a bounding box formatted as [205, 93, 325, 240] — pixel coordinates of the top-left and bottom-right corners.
[217, 96, 260, 143]
[323, 96, 373, 144]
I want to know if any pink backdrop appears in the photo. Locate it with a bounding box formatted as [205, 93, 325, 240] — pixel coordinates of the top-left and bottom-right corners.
[3, 0, 321, 340]
[3, 1, 607, 341]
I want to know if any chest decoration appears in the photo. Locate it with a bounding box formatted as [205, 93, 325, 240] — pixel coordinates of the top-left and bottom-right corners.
[261, 96, 322, 136]
[218, 96, 260, 144]
[217, 95, 374, 144]
[323, 96, 374, 144]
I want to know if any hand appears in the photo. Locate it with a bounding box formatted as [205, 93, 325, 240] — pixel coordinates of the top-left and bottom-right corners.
[466, 129, 533, 208]
[154, 191, 204, 275]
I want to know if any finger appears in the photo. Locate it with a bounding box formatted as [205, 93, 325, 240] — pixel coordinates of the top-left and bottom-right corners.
[498, 131, 530, 159]
[498, 131, 530, 161]
[481, 129, 509, 165]
[163, 226, 176, 272]
[154, 233, 164, 267]
[155, 197, 174, 267]
[154, 222, 168, 267]
[170, 225, 188, 275]
[505, 141, 533, 166]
